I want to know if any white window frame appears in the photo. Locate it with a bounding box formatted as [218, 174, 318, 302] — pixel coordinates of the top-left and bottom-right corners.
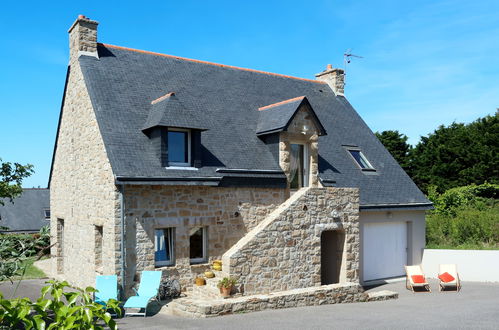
[289, 142, 310, 188]
[167, 128, 191, 167]
[346, 148, 375, 171]
[154, 228, 175, 267]
[189, 226, 208, 264]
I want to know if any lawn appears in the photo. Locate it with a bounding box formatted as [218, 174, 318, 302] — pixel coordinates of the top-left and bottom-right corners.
[11, 257, 47, 280]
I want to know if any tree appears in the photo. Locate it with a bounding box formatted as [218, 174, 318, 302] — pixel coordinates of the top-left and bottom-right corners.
[410, 112, 498, 193]
[0, 158, 34, 205]
[375, 130, 412, 171]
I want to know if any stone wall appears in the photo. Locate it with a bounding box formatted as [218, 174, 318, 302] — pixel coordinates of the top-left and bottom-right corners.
[50, 37, 120, 289]
[123, 185, 287, 293]
[279, 107, 320, 188]
[171, 282, 372, 318]
[223, 187, 360, 295]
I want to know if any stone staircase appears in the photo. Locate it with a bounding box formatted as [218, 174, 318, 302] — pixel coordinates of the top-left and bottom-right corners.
[190, 270, 225, 300]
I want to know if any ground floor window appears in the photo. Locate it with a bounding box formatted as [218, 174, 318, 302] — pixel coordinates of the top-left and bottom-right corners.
[95, 225, 103, 273]
[57, 219, 64, 274]
[155, 228, 175, 267]
[189, 226, 207, 264]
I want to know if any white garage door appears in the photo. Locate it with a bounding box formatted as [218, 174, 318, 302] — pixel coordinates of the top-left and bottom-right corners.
[363, 222, 407, 281]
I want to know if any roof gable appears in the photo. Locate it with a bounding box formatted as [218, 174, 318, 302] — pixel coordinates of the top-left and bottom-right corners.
[142, 92, 207, 133]
[256, 96, 327, 136]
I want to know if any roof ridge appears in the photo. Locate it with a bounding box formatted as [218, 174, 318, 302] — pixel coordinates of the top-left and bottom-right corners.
[151, 92, 175, 105]
[258, 96, 305, 111]
[98, 43, 327, 85]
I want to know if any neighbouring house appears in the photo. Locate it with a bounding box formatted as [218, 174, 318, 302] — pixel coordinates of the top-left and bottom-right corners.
[49, 16, 432, 300]
[0, 188, 50, 233]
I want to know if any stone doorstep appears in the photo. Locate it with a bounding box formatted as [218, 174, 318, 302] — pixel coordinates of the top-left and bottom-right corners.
[190, 270, 243, 301]
[163, 283, 398, 318]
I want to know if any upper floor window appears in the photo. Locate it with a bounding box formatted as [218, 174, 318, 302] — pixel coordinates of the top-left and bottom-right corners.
[347, 149, 375, 171]
[168, 129, 191, 166]
[44, 209, 51, 220]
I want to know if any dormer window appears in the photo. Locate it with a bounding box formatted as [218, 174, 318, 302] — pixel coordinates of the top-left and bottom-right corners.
[347, 149, 375, 171]
[168, 129, 191, 166]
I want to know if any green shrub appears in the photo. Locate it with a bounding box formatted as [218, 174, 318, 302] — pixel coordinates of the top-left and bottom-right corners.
[0, 226, 51, 282]
[428, 183, 499, 216]
[0, 280, 120, 329]
[426, 203, 499, 249]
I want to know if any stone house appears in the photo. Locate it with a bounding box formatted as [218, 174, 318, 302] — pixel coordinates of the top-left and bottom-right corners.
[0, 188, 50, 233]
[49, 16, 432, 298]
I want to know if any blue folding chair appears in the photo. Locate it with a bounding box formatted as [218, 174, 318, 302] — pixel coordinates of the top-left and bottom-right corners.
[124, 271, 162, 317]
[95, 275, 118, 305]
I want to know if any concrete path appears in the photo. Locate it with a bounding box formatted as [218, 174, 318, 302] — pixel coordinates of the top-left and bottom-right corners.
[2, 279, 499, 329]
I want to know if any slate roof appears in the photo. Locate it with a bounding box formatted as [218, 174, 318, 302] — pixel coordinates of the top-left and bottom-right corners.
[142, 92, 208, 132]
[74, 43, 431, 207]
[0, 189, 49, 233]
[256, 96, 327, 136]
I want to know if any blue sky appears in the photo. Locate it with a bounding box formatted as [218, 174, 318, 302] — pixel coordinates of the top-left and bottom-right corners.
[0, 0, 497, 188]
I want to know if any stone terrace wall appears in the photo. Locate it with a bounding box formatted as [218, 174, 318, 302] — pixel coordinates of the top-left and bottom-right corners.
[123, 185, 287, 293]
[223, 187, 360, 295]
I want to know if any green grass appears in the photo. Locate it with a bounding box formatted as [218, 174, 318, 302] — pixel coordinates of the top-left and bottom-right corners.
[12, 257, 47, 280]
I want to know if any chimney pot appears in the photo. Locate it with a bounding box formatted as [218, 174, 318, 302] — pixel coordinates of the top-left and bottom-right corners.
[326, 64, 333, 70]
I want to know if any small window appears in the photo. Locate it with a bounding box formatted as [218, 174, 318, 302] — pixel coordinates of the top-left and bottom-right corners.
[44, 209, 51, 220]
[155, 228, 175, 267]
[95, 226, 103, 273]
[168, 129, 190, 166]
[189, 226, 207, 264]
[348, 149, 375, 170]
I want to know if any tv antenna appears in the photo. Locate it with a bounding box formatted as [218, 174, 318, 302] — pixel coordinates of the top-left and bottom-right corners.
[344, 49, 363, 68]
[343, 49, 364, 86]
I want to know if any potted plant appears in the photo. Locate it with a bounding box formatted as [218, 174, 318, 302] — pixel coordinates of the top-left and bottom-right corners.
[195, 276, 206, 286]
[217, 277, 237, 297]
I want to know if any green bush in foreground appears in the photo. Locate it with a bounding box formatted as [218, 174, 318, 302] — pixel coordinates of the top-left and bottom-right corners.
[0, 280, 120, 329]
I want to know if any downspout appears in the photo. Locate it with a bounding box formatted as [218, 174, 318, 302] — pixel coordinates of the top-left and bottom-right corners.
[118, 183, 126, 299]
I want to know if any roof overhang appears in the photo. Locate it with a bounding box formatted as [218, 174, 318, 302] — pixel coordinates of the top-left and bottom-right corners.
[256, 96, 327, 136]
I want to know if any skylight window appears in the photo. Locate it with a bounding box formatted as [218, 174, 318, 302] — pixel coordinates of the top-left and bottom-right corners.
[347, 149, 375, 171]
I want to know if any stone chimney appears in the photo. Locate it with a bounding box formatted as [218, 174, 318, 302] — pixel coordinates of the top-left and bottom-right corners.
[68, 15, 99, 61]
[315, 64, 345, 96]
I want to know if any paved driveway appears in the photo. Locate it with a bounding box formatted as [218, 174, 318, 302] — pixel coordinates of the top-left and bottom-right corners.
[2, 279, 498, 329]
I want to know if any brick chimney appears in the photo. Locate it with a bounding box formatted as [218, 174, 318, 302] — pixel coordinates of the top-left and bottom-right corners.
[315, 64, 345, 96]
[68, 15, 99, 61]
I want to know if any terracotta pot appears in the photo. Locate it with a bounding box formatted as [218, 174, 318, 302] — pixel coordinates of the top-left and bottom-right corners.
[220, 286, 232, 297]
[204, 271, 215, 278]
[195, 277, 206, 286]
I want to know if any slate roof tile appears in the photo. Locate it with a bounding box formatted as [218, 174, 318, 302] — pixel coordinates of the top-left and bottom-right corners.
[78, 43, 430, 206]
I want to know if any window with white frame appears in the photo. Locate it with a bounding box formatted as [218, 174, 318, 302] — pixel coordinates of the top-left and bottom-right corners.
[347, 149, 375, 170]
[189, 226, 207, 264]
[44, 209, 51, 220]
[168, 129, 191, 166]
[154, 228, 175, 267]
